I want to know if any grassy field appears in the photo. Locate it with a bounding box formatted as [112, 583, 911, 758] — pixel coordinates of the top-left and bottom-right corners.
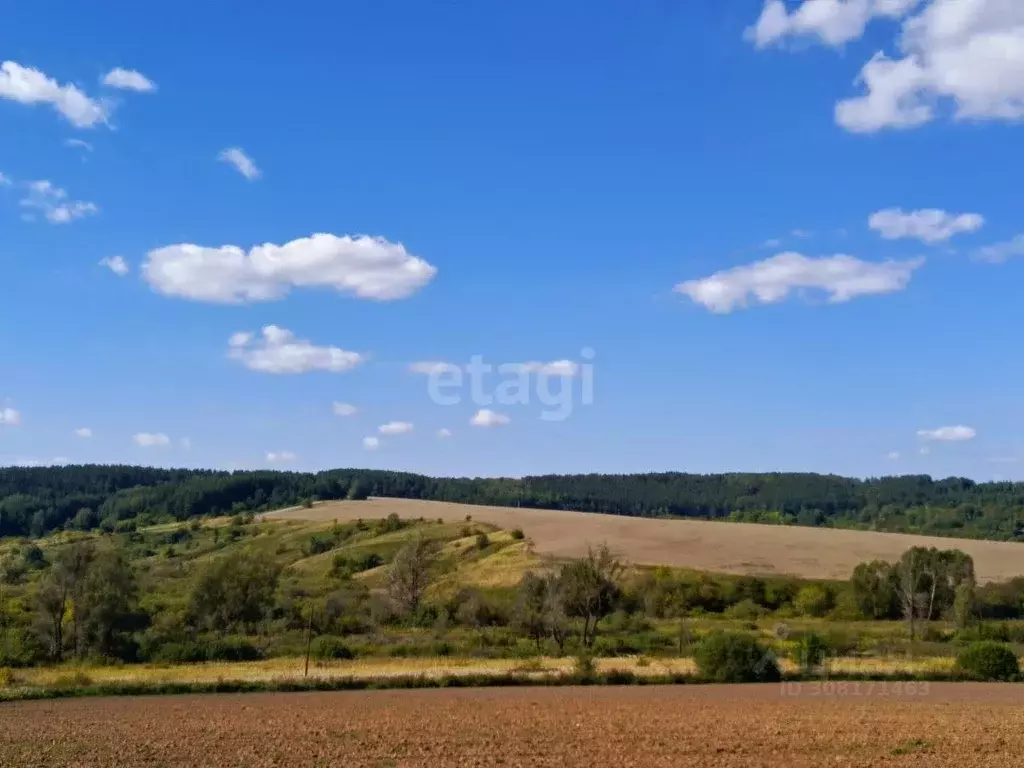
[268, 498, 1024, 583]
[5, 685, 1024, 766]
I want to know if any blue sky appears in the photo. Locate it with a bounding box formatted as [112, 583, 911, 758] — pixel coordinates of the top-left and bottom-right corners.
[2, 0, 1023, 480]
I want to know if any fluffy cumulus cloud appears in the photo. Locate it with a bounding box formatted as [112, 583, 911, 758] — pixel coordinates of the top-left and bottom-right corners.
[266, 451, 296, 463]
[471, 409, 510, 427]
[228, 325, 364, 374]
[0, 60, 110, 127]
[378, 421, 413, 435]
[332, 401, 358, 417]
[134, 432, 171, 447]
[918, 425, 977, 441]
[143, 233, 437, 304]
[748, 1, 1024, 133]
[675, 252, 923, 313]
[20, 180, 98, 224]
[101, 68, 156, 93]
[99, 255, 129, 276]
[436, 428, 453, 439]
[218, 147, 260, 180]
[362, 436, 380, 450]
[0, 407, 21, 426]
[747, 0, 919, 48]
[974, 235, 1024, 263]
[869, 208, 984, 242]
[74, 427, 92, 438]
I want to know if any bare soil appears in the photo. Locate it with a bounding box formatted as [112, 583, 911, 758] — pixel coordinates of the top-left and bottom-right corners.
[268, 498, 1024, 582]
[3, 684, 1024, 767]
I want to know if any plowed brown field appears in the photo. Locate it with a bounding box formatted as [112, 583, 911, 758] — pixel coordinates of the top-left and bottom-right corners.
[268, 498, 1024, 582]
[3, 684, 1024, 767]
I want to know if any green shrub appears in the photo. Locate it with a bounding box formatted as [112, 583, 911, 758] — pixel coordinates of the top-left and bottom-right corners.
[475, 533, 490, 550]
[510, 528, 525, 540]
[694, 631, 780, 683]
[310, 636, 355, 661]
[724, 598, 767, 620]
[956, 642, 1020, 681]
[792, 631, 829, 670]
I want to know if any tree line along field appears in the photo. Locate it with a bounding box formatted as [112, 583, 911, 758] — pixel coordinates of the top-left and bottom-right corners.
[4, 685, 1024, 767]
[5, 464, 1024, 541]
[4, 498, 1024, 700]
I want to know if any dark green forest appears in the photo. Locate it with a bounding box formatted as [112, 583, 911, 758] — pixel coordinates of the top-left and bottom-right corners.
[3, 465, 1024, 541]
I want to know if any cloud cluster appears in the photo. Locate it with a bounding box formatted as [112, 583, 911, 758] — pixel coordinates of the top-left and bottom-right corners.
[143, 233, 437, 304]
[869, 208, 984, 243]
[0, 407, 21, 426]
[266, 451, 296, 463]
[228, 325, 364, 374]
[74, 427, 93, 438]
[748, 0, 917, 48]
[378, 421, 414, 435]
[362, 436, 380, 450]
[99, 256, 129, 276]
[218, 148, 260, 180]
[975, 235, 1024, 264]
[471, 409, 510, 427]
[749, 0, 1024, 133]
[918, 425, 976, 442]
[0, 60, 109, 128]
[133, 432, 171, 447]
[675, 252, 923, 313]
[102, 68, 157, 93]
[21, 180, 98, 224]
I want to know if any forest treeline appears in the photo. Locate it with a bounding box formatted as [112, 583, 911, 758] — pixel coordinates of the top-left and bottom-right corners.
[2, 464, 1024, 540]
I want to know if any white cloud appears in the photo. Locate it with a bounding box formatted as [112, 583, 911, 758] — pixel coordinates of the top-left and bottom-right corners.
[134, 432, 171, 447]
[974, 234, 1024, 263]
[675, 252, 923, 313]
[917, 425, 976, 442]
[379, 421, 414, 436]
[762, 238, 783, 249]
[218, 147, 260, 180]
[839, 1, 1024, 132]
[506, 360, 580, 376]
[887, 450, 901, 460]
[180, 437, 191, 450]
[332, 402, 358, 417]
[409, 361, 460, 375]
[99, 255, 129, 276]
[0, 171, 11, 186]
[266, 450, 296, 463]
[74, 427, 92, 438]
[143, 233, 436, 303]
[362, 436, 380, 450]
[748, 1, 1024, 133]
[0, 407, 21, 426]
[102, 68, 156, 93]
[20, 180, 98, 224]
[471, 409, 510, 427]
[869, 208, 984, 242]
[791, 229, 813, 238]
[64, 138, 93, 152]
[228, 325, 364, 374]
[437, 428, 453, 439]
[0, 60, 110, 128]
[746, 0, 918, 48]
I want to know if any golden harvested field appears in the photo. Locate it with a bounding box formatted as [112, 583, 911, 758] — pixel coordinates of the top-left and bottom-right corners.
[268, 498, 1024, 583]
[4, 684, 1024, 767]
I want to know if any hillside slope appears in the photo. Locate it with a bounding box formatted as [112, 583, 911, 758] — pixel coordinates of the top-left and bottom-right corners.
[269, 498, 1024, 583]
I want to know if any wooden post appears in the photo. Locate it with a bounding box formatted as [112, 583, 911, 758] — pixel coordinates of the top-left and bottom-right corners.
[304, 609, 313, 677]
